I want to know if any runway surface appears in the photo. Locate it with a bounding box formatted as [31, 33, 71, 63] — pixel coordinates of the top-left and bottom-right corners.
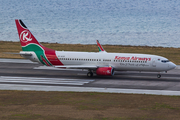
[0, 58, 180, 95]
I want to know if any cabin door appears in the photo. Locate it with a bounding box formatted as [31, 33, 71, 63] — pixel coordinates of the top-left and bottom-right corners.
[152, 59, 156, 67]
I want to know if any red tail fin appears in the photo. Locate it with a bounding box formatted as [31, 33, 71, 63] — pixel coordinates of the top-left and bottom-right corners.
[96, 40, 106, 52]
[15, 19, 63, 66]
[15, 19, 40, 47]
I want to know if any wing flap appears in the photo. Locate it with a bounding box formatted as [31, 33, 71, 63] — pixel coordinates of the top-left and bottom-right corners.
[54, 65, 97, 69]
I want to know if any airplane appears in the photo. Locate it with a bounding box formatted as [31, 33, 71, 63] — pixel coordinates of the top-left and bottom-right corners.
[15, 19, 176, 78]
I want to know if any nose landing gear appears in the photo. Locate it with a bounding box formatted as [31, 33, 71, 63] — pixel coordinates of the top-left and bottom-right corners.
[157, 74, 161, 78]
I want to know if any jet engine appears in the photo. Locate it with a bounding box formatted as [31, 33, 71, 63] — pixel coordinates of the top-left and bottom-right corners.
[96, 67, 114, 76]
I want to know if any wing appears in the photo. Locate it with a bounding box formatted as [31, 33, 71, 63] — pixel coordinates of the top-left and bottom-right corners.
[54, 65, 98, 69]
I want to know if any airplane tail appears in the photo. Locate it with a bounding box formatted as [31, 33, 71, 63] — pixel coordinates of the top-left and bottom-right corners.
[15, 19, 63, 66]
[15, 19, 42, 51]
[96, 40, 106, 52]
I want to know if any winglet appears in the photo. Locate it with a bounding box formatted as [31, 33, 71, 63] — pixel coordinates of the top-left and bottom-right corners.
[96, 40, 106, 52]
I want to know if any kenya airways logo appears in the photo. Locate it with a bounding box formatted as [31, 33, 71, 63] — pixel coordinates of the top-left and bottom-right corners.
[20, 30, 32, 42]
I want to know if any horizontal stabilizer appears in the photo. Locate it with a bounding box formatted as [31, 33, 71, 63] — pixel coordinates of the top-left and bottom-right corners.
[4, 52, 32, 56]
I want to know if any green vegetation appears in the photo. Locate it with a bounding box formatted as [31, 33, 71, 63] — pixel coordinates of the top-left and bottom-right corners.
[0, 41, 180, 64]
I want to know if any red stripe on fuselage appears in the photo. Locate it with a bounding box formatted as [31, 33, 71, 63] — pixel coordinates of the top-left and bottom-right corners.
[40, 55, 51, 66]
[43, 46, 63, 66]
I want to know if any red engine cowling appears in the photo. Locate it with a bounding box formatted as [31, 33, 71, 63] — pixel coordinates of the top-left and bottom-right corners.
[96, 67, 114, 76]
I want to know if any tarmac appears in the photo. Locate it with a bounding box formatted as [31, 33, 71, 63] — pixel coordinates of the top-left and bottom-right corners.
[0, 58, 180, 96]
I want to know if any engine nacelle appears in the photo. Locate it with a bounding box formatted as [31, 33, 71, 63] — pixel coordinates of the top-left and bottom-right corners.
[96, 67, 114, 76]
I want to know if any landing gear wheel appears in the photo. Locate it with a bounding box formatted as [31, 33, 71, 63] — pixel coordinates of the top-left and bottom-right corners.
[87, 72, 93, 77]
[157, 74, 161, 78]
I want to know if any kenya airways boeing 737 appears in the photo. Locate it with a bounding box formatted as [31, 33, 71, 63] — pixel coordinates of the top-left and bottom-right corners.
[15, 19, 176, 78]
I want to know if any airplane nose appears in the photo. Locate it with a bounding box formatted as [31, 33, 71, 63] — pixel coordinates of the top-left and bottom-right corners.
[169, 62, 176, 70]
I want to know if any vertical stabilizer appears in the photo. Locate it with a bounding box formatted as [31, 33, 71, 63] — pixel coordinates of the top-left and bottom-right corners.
[15, 19, 41, 49]
[96, 40, 106, 52]
[15, 19, 63, 66]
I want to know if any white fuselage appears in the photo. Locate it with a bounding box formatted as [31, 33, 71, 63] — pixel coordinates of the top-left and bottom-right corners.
[54, 51, 176, 72]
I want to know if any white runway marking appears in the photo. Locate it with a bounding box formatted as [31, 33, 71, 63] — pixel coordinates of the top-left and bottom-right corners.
[0, 84, 180, 96]
[0, 76, 94, 85]
[127, 76, 180, 80]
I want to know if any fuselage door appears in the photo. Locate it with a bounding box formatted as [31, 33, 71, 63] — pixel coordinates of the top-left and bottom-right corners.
[152, 59, 156, 67]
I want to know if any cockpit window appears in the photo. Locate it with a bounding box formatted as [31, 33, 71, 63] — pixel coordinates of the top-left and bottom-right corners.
[161, 60, 169, 63]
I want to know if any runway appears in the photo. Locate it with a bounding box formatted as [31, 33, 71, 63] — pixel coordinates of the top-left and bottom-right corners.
[0, 58, 180, 95]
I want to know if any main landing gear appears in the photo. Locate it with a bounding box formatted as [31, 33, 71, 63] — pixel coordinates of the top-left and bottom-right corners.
[157, 74, 161, 78]
[87, 71, 93, 77]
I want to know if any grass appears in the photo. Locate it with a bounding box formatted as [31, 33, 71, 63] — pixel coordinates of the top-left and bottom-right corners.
[0, 41, 180, 64]
[0, 91, 180, 119]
